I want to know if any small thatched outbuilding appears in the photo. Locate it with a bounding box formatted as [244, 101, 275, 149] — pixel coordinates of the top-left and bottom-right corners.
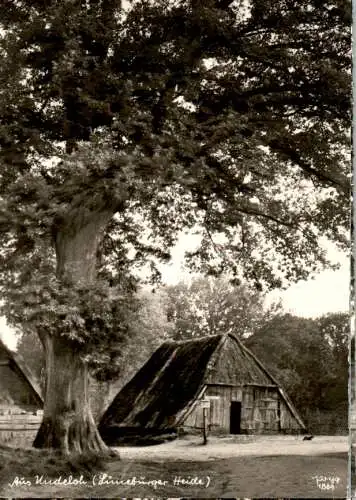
[0, 338, 43, 446]
[0, 338, 43, 414]
[99, 334, 306, 444]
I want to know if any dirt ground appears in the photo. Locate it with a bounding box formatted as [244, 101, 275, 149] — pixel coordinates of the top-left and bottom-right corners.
[115, 434, 348, 460]
[0, 435, 348, 498]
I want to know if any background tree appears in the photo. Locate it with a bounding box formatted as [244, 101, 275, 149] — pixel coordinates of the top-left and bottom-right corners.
[95, 287, 174, 383]
[0, 0, 350, 453]
[165, 276, 281, 340]
[245, 312, 348, 433]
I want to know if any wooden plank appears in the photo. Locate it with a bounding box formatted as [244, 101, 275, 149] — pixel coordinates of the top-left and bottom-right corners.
[0, 427, 40, 431]
[224, 388, 230, 429]
[0, 417, 42, 422]
[206, 382, 244, 388]
[231, 387, 242, 401]
[213, 401, 219, 426]
[0, 428, 39, 432]
[0, 424, 41, 428]
[0, 420, 41, 425]
[0, 422, 41, 426]
[0, 415, 42, 419]
[244, 383, 278, 388]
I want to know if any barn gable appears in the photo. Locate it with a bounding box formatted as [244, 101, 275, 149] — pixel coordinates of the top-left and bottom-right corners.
[99, 334, 306, 443]
[0, 339, 43, 412]
[205, 334, 275, 385]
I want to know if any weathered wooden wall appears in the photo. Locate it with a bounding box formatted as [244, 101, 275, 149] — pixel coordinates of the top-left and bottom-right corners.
[181, 384, 301, 435]
[241, 386, 280, 433]
[207, 385, 242, 430]
[0, 410, 42, 447]
[182, 385, 241, 431]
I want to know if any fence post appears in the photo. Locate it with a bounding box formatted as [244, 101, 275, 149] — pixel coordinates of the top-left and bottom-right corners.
[203, 406, 208, 445]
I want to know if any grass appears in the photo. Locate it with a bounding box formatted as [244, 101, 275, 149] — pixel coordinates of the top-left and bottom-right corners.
[0, 444, 116, 485]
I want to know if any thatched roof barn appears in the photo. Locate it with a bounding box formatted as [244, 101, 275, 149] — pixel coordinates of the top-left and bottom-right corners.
[0, 338, 43, 414]
[99, 334, 306, 444]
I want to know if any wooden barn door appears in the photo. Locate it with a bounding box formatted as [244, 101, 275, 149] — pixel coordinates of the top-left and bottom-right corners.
[230, 401, 241, 434]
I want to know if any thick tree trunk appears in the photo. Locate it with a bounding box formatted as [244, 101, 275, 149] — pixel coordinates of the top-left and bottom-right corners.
[34, 208, 116, 454]
[34, 334, 108, 454]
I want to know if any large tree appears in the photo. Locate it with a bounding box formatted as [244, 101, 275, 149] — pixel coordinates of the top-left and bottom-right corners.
[0, 0, 350, 453]
[15, 287, 172, 417]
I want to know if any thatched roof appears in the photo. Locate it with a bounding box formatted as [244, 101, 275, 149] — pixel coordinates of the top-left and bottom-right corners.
[0, 338, 43, 405]
[99, 335, 222, 433]
[99, 334, 305, 435]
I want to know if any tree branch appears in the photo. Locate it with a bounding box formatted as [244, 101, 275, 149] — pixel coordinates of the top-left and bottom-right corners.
[267, 140, 349, 194]
[233, 202, 296, 228]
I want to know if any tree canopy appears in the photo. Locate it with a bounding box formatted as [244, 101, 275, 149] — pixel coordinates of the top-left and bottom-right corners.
[0, 0, 350, 289]
[0, 0, 350, 350]
[0, 0, 350, 452]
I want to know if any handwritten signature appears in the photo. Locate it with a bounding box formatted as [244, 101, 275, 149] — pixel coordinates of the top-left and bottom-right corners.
[312, 474, 341, 491]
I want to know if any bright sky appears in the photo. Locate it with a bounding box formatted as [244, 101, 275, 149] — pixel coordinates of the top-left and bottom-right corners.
[267, 264, 349, 317]
[0, 236, 349, 351]
[163, 257, 350, 317]
[161, 232, 350, 315]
